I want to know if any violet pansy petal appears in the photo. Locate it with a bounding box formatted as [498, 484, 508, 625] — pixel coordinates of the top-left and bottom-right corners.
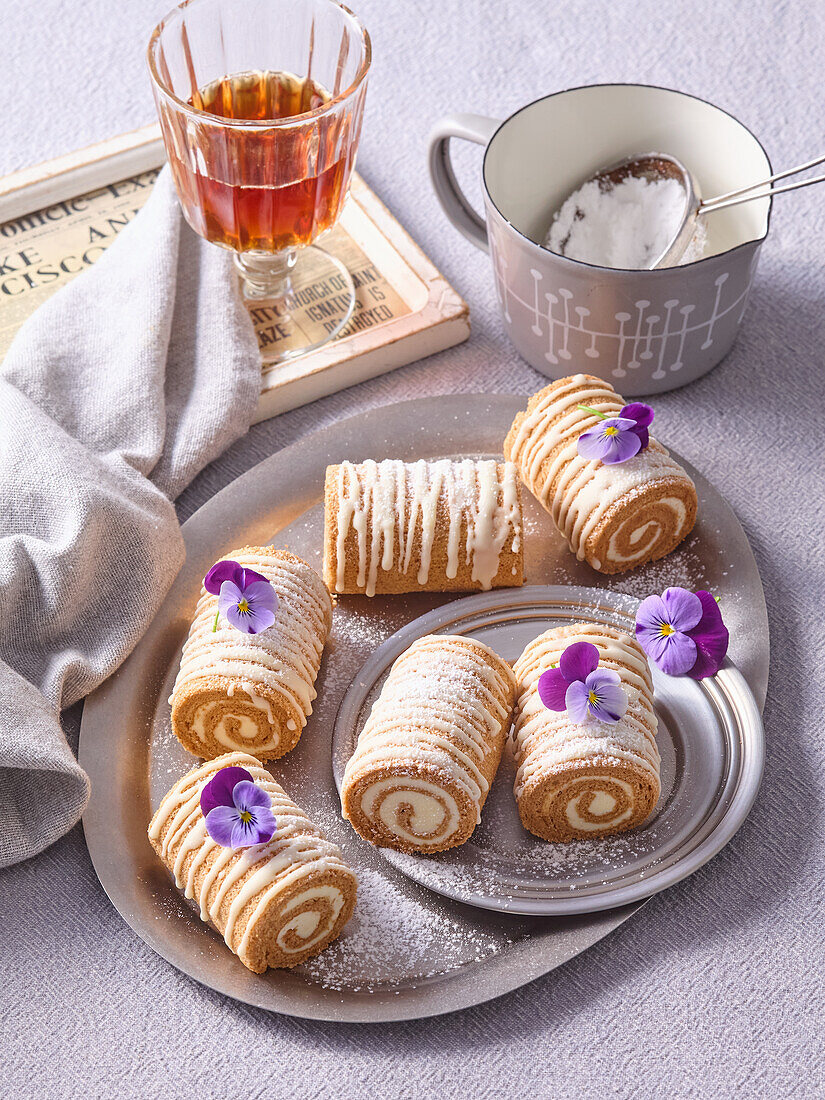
[635, 622, 680, 668]
[230, 814, 259, 849]
[232, 780, 271, 814]
[686, 646, 721, 680]
[243, 580, 279, 615]
[217, 579, 244, 617]
[655, 629, 698, 675]
[621, 402, 655, 429]
[538, 668, 570, 711]
[204, 804, 241, 847]
[225, 602, 255, 633]
[243, 605, 277, 635]
[585, 667, 622, 691]
[239, 566, 269, 588]
[602, 428, 642, 465]
[630, 425, 650, 451]
[661, 586, 703, 632]
[200, 765, 254, 816]
[564, 679, 591, 724]
[686, 591, 729, 679]
[203, 559, 243, 595]
[559, 641, 600, 684]
[635, 593, 669, 635]
[585, 669, 628, 722]
[249, 806, 277, 844]
[577, 424, 613, 462]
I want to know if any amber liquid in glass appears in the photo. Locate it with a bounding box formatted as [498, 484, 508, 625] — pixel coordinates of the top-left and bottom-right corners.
[173, 70, 351, 252]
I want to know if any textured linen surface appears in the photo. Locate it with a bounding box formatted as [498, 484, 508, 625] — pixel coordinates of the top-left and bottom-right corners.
[0, 168, 261, 866]
[2, 0, 824, 1097]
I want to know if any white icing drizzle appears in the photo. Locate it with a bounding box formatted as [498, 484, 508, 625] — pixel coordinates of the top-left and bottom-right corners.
[505, 374, 695, 565]
[341, 635, 516, 845]
[171, 549, 332, 752]
[330, 459, 522, 595]
[512, 624, 660, 815]
[148, 752, 355, 964]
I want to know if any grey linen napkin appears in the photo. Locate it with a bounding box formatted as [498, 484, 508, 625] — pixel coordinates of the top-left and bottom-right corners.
[0, 166, 261, 867]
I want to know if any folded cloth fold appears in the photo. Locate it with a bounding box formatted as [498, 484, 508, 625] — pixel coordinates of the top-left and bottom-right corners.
[0, 166, 261, 867]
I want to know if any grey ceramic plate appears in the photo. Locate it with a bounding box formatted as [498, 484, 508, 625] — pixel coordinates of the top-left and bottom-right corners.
[79, 394, 768, 1022]
[332, 585, 765, 916]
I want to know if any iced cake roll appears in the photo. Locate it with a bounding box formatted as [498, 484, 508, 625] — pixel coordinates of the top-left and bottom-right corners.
[149, 752, 357, 972]
[341, 634, 517, 852]
[323, 458, 523, 595]
[504, 374, 697, 573]
[512, 623, 661, 841]
[170, 547, 333, 761]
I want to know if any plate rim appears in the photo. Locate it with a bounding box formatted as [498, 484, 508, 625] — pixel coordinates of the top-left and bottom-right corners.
[331, 584, 766, 916]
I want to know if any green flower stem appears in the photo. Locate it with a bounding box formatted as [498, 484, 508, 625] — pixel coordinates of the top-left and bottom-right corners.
[577, 404, 610, 420]
[212, 609, 220, 633]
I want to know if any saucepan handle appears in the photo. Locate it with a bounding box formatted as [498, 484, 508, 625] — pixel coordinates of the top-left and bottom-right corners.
[428, 114, 500, 252]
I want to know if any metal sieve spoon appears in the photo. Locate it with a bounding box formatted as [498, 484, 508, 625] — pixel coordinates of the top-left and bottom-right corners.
[557, 150, 825, 269]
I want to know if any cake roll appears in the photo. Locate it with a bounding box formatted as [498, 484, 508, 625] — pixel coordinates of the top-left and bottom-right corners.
[171, 547, 333, 761]
[512, 623, 661, 841]
[323, 458, 523, 595]
[341, 635, 517, 853]
[504, 374, 698, 573]
[149, 752, 357, 972]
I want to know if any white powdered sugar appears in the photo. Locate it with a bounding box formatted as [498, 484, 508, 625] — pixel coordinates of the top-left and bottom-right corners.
[300, 867, 510, 990]
[545, 175, 707, 269]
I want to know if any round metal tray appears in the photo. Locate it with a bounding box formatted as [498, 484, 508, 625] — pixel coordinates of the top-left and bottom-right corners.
[332, 585, 764, 915]
[79, 393, 768, 1022]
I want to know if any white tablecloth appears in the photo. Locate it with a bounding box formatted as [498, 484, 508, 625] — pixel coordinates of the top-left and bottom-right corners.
[3, 0, 823, 1096]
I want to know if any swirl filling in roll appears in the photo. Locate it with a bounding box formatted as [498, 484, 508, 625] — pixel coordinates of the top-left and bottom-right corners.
[512, 623, 661, 842]
[323, 458, 523, 595]
[504, 374, 698, 573]
[170, 547, 333, 761]
[341, 635, 517, 853]
[148, 752, 357, 972]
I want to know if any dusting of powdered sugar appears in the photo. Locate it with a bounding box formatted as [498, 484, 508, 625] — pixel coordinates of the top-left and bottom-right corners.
[299, 867, 513, 991]
[610, 540, 709, 599]
[544, 174, 707, 269]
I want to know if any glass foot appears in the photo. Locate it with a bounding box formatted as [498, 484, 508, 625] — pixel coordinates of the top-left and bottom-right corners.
[234, 245, 356, 365]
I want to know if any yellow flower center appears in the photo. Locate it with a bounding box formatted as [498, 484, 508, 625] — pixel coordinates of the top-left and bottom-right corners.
[237, 597, 250, 614]
[239, 810, 252, 824]
[660, 623, 675, 636]
[604, 426, 619, 436]
[588, 690, 599, 705]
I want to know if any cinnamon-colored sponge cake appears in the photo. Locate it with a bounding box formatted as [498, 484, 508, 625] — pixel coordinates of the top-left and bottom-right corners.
[512, 623, 661, 842]
[323, 458, 523, 595]
[170, 547, 333, 762]
[149, 752, 357, 972]
[504, 374, 697, 573]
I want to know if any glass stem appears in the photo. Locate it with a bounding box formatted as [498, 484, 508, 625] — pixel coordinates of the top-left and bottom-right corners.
[234, 248, 297, 301]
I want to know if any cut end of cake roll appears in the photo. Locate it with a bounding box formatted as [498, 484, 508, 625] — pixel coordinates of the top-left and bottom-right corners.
[148, 752, 357, 972]
[512, 622, 661, 843]
[322, 458, 524, 596]
[504, 374, 698, 573]
[341, 634, 517, 853]
[516, 758, 661, 842]
[170, 547, 333, 762]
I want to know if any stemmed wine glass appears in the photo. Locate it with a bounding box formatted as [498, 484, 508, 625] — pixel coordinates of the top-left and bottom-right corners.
[148, 0, 371, 363]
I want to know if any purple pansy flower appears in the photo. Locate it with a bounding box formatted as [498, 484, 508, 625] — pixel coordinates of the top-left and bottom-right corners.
[204, 559, 278, 635]
[200, 766, 276, 848]
[538, 641, 628, 724]
[635, 587, 729, 679]
[577, 402, 654, 465]
[620, 402, 655, 451]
